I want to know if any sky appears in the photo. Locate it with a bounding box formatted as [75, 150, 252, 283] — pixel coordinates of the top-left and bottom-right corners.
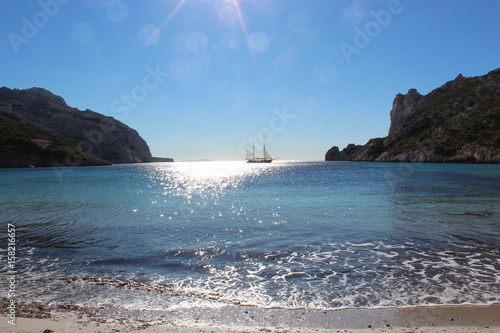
[1, 0, 499, 161]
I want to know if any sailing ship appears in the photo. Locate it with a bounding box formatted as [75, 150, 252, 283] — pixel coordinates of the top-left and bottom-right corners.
[246, 141, 273, 163]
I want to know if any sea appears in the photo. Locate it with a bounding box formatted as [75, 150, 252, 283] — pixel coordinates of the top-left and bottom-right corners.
[1, 161, 499, 313]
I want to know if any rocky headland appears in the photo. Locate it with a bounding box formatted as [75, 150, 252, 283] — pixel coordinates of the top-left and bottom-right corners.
[0, 87, 171, 168]
[326, 68, 500, 163]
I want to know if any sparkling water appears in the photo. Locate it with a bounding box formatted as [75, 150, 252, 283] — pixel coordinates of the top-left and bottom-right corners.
[1, 161, 499, 310]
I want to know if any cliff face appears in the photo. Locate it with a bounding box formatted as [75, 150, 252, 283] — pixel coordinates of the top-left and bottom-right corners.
[326, 68, 500, 163]
[0, 87, 152, 164]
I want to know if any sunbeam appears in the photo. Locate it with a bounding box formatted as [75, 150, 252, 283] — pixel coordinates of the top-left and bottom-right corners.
[160, 0, 188, 29]
[231, 0, 249, 42]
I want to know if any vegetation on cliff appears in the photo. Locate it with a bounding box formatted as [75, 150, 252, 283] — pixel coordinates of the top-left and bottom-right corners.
[0, 117, 110, 168]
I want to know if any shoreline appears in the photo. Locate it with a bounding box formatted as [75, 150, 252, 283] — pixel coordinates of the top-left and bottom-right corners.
[2, 301, 499, 332]
[1, 160, 499, 169]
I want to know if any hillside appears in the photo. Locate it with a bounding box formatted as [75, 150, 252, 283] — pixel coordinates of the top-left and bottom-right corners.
[0, 117, 110, 168]
[0, 87, 155, 167]
[326, 68, 500, 163]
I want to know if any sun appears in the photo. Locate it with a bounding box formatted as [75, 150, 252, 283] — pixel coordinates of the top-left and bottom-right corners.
[160, 0, 251, 49]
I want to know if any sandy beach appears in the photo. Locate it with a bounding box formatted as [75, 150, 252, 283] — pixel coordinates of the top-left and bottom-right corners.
[2, 301, 500, 333]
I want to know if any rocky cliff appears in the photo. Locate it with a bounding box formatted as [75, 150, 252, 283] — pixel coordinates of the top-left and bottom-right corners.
[325, 144, 362, 161]
[326, 68, 500, 163]
[0, 87, 153, 164]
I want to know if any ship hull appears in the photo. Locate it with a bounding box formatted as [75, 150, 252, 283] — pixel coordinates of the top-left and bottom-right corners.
[246, 159, 272, 163]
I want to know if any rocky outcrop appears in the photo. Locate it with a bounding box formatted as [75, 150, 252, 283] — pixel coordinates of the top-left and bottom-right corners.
[326, 68, 500, 163]
[388, 74, 469, 140]
[388, 88, 423, 137]
[325, 144, 362, 161]
[0, 87, 153, 163]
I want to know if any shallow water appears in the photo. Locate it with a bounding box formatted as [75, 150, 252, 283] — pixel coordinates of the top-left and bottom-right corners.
[1, 161, 499, 310]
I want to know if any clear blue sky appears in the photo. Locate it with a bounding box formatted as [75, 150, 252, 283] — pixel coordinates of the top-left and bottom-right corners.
[1, 0, 499, 161]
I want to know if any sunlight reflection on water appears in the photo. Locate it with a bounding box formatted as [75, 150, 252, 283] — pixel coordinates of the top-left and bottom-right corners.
[146, 161, 275, 200]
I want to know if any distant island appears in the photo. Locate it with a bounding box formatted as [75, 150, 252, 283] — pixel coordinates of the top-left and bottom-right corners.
[0, 87, 173, 168]
[326, 68, 500, 163]
[151, 157, 175, 162]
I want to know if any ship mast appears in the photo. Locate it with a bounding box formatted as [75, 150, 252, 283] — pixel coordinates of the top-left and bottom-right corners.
[263, 136, 266, 160]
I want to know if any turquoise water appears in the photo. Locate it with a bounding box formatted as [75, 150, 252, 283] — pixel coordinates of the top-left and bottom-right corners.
[1, 161, 499, 310]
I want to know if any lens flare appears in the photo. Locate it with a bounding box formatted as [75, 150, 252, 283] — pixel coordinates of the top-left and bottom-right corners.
[187, 32, 208, 53]
[248, 32, 270, 54]
[106, 0, 128, 22]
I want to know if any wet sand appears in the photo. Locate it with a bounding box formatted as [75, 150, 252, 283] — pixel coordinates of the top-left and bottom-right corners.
[1, 301, 500, 332]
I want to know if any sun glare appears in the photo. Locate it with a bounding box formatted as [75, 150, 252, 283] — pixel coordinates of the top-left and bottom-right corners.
[159, 0, 259, 56]
[230, 0, 250, 42]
